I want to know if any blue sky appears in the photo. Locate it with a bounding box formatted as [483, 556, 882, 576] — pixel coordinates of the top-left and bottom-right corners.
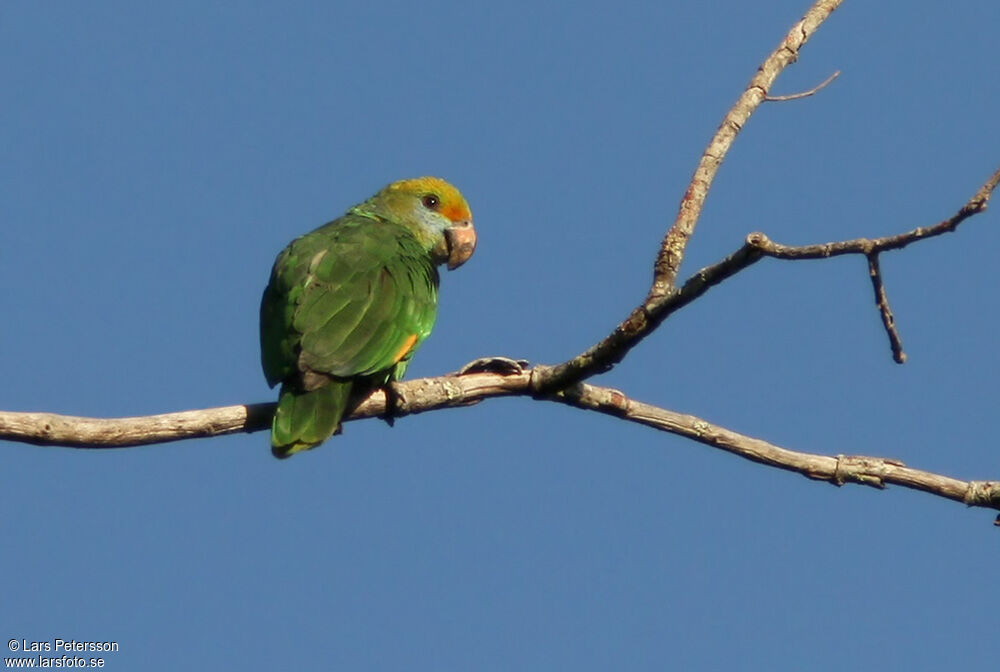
[2, 1, 998, 669]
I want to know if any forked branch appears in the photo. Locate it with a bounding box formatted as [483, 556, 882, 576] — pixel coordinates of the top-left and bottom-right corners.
[3, 0, 999, 524]
[532, 163, 1000, 393]
[532, 0, 845, 393]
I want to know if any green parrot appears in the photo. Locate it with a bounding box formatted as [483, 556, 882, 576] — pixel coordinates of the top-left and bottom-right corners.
[260, 177, 477, 458]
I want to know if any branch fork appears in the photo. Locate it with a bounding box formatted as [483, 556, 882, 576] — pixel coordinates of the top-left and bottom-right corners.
[4, 0, 1000, 523]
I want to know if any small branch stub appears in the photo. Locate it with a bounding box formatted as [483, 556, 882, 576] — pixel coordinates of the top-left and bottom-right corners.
[764, 70, 841, 101]
[867, 254, 907, 364]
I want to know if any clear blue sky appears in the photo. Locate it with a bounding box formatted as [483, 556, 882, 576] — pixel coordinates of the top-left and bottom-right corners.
[3, 1, 998, 669]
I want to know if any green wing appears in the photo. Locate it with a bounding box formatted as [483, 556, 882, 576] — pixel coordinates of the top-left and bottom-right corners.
[260, 215, 439, 457]
[261, 214, 439, 389]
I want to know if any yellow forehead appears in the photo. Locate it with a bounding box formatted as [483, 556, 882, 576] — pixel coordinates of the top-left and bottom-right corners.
[386, 176, 471, 222]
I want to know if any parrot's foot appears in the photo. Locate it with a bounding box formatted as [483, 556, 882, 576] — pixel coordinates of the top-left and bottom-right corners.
[382, 381, 401, 428]
[456, 356, 530, 376]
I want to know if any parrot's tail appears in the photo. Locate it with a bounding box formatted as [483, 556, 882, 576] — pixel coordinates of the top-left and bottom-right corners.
[271, 381, 352, 459]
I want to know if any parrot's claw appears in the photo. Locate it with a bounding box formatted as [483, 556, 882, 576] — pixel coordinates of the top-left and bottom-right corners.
[382, 381, 401, 428]
[456, 356, 530, 376]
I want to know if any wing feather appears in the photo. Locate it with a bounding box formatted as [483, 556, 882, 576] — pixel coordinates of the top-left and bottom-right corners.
[261, 213, 439, 388]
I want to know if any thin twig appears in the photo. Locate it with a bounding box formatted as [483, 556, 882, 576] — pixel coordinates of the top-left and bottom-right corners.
[746, 165, 1000, 260]
[764, 70, 841, 101]
[867, 253, 906, 363]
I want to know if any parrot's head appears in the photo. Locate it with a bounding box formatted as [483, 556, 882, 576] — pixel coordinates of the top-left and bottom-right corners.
[361, 177, 477, 270]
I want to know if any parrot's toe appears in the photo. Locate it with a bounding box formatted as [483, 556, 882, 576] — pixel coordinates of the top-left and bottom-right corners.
[381, 381, 402, 427]
[456, 356, 530, 376]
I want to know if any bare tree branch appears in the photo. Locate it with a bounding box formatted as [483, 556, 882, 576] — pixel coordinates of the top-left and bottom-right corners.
[548, 383, 1000, 522]
[746, 165, 1000, 259]
[745, 164, 1000, 362]
[0, 373, 526, 448]
[652, 0, 844, 296]
[533, 163, 1000, 392]
[532, 0, 844, 394]
[3, 370, 999, 521]
[3, 1, 999, 525]
[528, 245, 764, 394]
[3, 165, 995, 516]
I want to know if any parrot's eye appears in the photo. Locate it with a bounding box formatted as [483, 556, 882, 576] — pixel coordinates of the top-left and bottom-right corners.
[422, 194, 440, 210]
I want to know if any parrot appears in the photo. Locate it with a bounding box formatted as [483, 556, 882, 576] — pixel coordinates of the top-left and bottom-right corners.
[259, 177, 477, 458]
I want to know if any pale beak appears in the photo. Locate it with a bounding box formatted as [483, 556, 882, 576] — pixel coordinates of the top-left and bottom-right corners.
[444, 220, 477, 270]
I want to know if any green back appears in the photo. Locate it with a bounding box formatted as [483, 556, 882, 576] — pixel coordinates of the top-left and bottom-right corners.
[260, 214, 440, 390]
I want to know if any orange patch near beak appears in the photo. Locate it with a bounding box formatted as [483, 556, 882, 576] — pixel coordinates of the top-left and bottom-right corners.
[441, 202, 472, 224]
[393, 333, 419, 363]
